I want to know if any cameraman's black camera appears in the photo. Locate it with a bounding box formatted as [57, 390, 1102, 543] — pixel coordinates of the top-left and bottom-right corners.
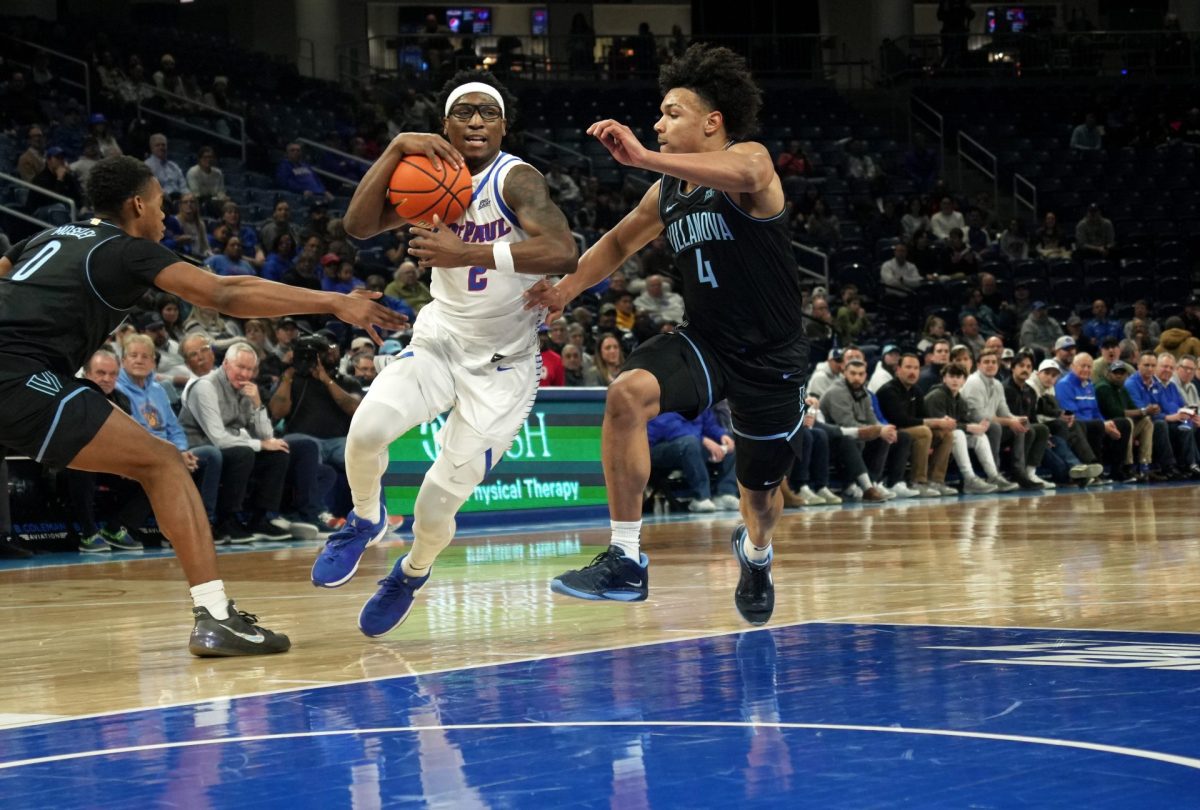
[292, 335, 330, 376]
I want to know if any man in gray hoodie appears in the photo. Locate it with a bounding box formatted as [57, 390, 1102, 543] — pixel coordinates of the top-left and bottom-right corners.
[820, 359, 911, 500]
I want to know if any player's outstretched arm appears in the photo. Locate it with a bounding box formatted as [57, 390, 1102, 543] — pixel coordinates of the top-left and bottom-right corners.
[523, 181, 664, 320]
[155, 263, 407, 343]
[343, 133, 464, 240]
[589, 119, 777, 196]
[407, 164, 577, 277]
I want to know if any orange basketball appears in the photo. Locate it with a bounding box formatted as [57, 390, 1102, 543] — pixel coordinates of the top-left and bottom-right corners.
[386, 154, 472, 227]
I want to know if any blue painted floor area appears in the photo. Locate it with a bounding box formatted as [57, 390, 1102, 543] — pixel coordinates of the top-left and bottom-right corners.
[3, 623, 1200, 808]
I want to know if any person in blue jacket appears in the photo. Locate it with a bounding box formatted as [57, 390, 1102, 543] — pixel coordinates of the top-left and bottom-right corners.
[1054, 351, 1130, 477]
[647, 406, 739, 513]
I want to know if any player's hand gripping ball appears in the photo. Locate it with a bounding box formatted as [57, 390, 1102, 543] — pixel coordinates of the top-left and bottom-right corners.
[386, 155, 473, 228]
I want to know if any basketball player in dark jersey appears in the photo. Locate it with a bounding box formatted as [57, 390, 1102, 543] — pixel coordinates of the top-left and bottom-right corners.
[0, 156, 405, 656]
[525, 44, 807, 625]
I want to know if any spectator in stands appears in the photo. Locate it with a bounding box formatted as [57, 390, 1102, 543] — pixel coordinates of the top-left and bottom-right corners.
[998, 218, 1030, 261]
[1019, 301, 1063, 356]
[1070, 112, 1104, 151]
[536, 326, 565, 387]
[1051, 335, 1077, 374]
[941, 227, 979, 276]
[807, 348, 844, 400]
[1093, 335, 1122, 380]
[805, 199, 840, 248]
[949, 343, 974, 375]
[70, 137, 102, 188]
[170, 193, 211, 258]
[1155, 316, 1200, 360]
[918, 318, 947, 354]
[930, 197, 965, 241]
[179, 343, 294, 543]
[544, 163, 581, 213]
[1028, 358, 1102, 484]
[204, 236, 257, 277]
[1084, 299, 1122, 346]
[868, 344, 900, 393]
[144, 133, 187, 198]
[1004, 352, 1055, 487]
[117, 335, 223, 528]
[880, 242, 922, 293]
[922, 364, 999, 494]
[156, 293, 186, 343]
[776, 139, 813, 196]
[917, 339, 950, 394]
[835, 294, 870, 344]
[261, 232, 297, 282]
[901, 197, 931, 241]
[277, 142, 334, 202]
[1173, 354, 1200, 408]
[821, 359, 909, 500]
[143, 318, 187, 391]
[183, 306, 243, 348]
[1074, 204, 1115, 259]
[648, 407, 740, 513]
[634, 274, 685, 324]
[152, 53, 185, 97]
[1150, 353, 1200, 476]
[805, 295, 836, 341]
[31, 146, 84, 211]
[612, 290, 636, 332]
[956, 314, 985, 358]
[62, 350, 151, 552]
[17, 125, 46, 182]
[87, 113, 122, 158]
[877, 352, 956, 496]
[383, 260, 432, 313]
[562, 343, 599, 387]
[593, 333, 625, 387]
[186, 146, 227, 206]
[259, 201, 298, 257]
[1096, 357, 1169, 482]
[960, 287, 1001, 338]
[1056, 352, 1131, 478]
[963, 348, 1042, 489]
[1064, 314, 1094, 357]
[216, 202, 266, 268]
[1125, 300, 1161, 346]
[1032, 211, 1071, 258]
[964, 209, 992, 254]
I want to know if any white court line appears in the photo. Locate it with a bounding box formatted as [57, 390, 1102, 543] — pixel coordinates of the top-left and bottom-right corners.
[0, 714, 64, 728]
[2, 720, 1199, 773]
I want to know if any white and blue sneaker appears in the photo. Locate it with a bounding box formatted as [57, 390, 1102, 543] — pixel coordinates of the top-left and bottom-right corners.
[731, 524, 774, 626]
[311, 506, 389, 588]
[550, 545, 649, 602]
[358, 555, 430, 637]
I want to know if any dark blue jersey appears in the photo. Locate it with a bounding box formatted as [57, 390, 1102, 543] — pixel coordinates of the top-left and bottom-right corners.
[658, 172, 807, 371]
[0, 219, 176, 375]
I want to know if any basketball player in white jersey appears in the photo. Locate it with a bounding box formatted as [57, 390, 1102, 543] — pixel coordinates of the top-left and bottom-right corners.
[313, 71, 577, 637]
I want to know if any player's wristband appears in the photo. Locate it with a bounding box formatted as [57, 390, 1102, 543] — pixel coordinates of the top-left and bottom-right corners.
[493, 241, 515, 274]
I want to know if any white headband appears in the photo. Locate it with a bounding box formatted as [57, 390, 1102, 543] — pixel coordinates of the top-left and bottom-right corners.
[444, 82, 505, 117]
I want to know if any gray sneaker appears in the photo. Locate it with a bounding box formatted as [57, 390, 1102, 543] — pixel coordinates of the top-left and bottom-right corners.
[964, 477, 998, 494]
[816, 486, 843, 504]
[933, 481, 959, 496]
[189, 601, 291, 657]
[988, 475, 1020, 492]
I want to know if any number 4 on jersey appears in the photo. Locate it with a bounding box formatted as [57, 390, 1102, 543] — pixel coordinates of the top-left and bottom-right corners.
[695, 248, 718, 288]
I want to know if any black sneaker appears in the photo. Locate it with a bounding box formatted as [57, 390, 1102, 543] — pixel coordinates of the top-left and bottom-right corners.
[730, 524, 774, 626]
[214, 520, 256, 546]
[0, 533, 33, 559]
[189, 601, 291, 657]
[246, 517, 291, 541]
[550, 545, 649, 602]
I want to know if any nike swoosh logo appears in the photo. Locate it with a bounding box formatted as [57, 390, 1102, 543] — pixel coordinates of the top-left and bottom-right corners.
[222, 625, 265, 644]
[625, 580, 643, 587]
[497, 365, 514, 372]
[763, 478, 782, 487]
[665, 203, 677, 213]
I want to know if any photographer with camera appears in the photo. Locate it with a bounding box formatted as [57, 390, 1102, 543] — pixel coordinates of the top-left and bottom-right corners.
[269, 330, 363, 522]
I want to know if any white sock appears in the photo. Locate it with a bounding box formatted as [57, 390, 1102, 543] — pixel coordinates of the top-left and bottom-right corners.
[742, 533, 771, 564]
[610, 520, 641, 559]
[857, 473, 873, 490]
[190, 580, 229, 620]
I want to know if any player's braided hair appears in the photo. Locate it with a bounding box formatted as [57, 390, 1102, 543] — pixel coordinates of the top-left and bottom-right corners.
[87, 156, 155, 217]
[437, 70, 518, 126]
[658, 43, 761, 140]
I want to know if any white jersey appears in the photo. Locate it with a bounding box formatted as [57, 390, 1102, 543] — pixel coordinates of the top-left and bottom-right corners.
[426, 151, 542, 360]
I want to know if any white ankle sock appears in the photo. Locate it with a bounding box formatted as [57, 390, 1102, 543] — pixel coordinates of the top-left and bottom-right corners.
[742, 532, 771, 564]
[190, 580, 229, 620]
[610, 520, 641, 559]
[857, 473, 873, 490]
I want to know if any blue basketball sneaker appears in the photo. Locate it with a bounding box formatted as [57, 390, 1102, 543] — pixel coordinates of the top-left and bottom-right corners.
[550, 545, 649, 601]
[731, 524, 774, 625]
[311, 506, 389, 588]
[358, 554, 430, 637]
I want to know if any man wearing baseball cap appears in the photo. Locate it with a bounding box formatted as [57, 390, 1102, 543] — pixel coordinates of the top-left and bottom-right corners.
[1052, 335, 1076, 375]
[1028, 358, 1104, 485]
[1018, 300, 1064, 356]
[31, 145, 84, 210]
[868, 344, 900, 394]
[1094, 358, 1172, 482]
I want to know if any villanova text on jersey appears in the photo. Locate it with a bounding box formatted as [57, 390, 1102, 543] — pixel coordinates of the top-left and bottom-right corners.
[665, 210, 736, 253]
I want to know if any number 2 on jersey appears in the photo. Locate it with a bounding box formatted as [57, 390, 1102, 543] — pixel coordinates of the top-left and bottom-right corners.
[694, 248, 718, 288]
[10, 240, 62, 282]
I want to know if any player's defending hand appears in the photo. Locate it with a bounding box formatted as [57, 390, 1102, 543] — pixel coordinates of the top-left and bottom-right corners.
[408, 214, 469, 269]
[587, 119, 649, 168]
[387, 133, 462, 172]
[523, 277, 567, 323]
[333, 289, 408, 345]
